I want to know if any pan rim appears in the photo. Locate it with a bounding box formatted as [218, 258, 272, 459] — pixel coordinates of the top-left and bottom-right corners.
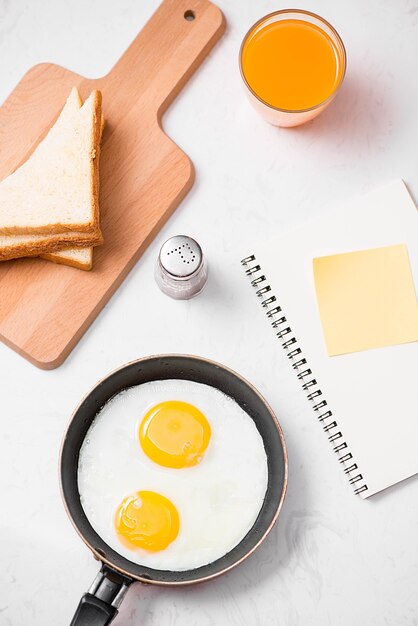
[59, 354, 288, 586]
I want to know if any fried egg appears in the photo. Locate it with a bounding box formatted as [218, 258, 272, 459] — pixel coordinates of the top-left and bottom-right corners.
[139, 400, 212, 469]
[78, 379, 268, 571]
[114, 490, 180, 552]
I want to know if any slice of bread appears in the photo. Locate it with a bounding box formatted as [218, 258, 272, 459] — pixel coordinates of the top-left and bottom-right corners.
[0, 230, 102, 261]
[0, 86, 102, 235]
[0, 88, 104, 263]
[41, 247, 93, 271]
[38, 110, 106, 270]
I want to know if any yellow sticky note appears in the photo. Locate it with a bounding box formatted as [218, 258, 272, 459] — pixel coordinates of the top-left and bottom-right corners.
[313, 244, 418, 356]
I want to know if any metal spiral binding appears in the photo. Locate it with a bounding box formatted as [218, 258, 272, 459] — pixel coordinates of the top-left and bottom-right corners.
[241, 254, 368, 496]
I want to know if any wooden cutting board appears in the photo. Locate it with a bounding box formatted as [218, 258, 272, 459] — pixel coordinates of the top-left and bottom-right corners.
[0, 0, 225, 369]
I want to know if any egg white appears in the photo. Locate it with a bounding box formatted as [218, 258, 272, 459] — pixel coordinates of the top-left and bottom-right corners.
[78, 379, 268, 571]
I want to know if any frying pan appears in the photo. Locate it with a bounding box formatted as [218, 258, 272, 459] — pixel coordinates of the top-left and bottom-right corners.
[60, 355, 288, 625]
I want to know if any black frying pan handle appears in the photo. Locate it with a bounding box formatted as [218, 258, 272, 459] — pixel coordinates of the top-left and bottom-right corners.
[70, 564, 132, 626]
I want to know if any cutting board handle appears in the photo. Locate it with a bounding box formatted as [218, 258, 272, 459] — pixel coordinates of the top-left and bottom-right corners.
[106, 0, 225, 121]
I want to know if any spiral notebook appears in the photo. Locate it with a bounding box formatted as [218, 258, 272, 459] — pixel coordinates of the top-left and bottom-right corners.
[242, 180, 418, 498]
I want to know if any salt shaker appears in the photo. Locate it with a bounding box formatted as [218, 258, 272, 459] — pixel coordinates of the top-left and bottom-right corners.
[155, 235, 208, 300]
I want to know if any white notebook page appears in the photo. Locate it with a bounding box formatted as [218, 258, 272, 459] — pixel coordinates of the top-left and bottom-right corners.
[252, 180, 418, 498]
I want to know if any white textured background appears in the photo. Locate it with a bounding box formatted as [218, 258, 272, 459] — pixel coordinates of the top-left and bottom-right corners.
[0, 0, 417, 624]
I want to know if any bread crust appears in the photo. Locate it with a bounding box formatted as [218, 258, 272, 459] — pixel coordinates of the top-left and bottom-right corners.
[0, 90, 103, 236]
[0, 222, 97, 235]
[90, 90, 102, 239]
[0, 231, 102, 261]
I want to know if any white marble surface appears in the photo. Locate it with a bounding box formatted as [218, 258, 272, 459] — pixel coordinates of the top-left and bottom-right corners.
[0, 0, 417, 624]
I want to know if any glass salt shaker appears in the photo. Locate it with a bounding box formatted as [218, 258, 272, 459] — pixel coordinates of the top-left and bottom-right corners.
[155, 235, 208, 300]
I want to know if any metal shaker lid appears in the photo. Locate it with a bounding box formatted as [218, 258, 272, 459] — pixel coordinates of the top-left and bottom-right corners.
[159, 235, 203, 279]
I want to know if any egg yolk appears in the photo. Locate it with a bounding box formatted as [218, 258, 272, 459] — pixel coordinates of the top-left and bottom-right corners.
[139, 401, 211, 469]
[115, 490, 179, 551]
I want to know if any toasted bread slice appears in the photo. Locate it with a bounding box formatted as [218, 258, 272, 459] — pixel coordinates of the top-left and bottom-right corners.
[0, 88, 103, 262]
[0, 230, 102, 261]
[0, 87, 102, 235]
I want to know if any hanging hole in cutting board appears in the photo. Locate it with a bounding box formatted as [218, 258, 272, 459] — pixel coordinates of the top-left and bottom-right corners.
[184, 10, 196, 21]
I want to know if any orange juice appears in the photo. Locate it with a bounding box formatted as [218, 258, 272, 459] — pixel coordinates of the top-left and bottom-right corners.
[242, 17, 344, 112]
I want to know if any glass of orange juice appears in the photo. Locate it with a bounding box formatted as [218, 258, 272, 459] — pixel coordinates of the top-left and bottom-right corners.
[239, 9, 346, 127]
